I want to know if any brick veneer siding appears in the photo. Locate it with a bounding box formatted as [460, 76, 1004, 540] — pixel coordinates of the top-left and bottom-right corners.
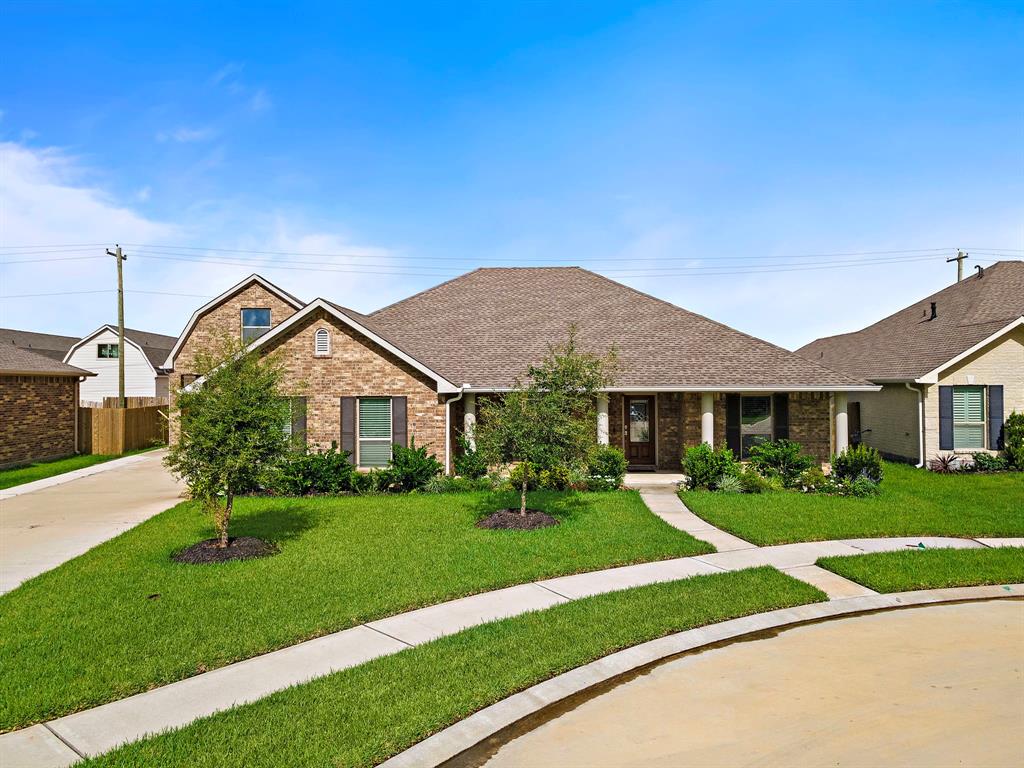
[258, 309, 448, 466]
[788, 392, 831, 461]
[656, 393, 683, 469]
[0, 375, 78, 468]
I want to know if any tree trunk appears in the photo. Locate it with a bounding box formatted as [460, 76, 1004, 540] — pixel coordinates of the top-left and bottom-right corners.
[520, 470, 528, 516]
[218, 492, 233, 548]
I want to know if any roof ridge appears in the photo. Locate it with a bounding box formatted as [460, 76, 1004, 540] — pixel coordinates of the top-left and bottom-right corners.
[369, 267, 485, 316]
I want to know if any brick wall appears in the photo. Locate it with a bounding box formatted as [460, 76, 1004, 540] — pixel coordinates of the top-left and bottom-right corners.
[0, 375, 78, 468]
[789, 392, 832, 461]
[656, 392, 682, 469]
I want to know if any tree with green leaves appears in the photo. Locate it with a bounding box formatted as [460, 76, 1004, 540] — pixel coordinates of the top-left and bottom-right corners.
[165, 338, 292, 548]
[475, 327, 616, 515]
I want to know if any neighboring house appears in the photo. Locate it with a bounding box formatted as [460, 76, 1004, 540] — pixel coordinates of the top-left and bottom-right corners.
[165, 269, 875, 472]
[798, 260, 1024, 465]
[0, 328, 80, 362]
[63, 326, 176, 403]
[0, 345, 95, 468]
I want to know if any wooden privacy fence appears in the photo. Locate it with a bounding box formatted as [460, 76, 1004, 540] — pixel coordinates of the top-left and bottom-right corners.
[77, 405, 168, 455]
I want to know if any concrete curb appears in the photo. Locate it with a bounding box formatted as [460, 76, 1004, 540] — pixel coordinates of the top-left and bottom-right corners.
[379, 584, 1024, 768]
[0, 450, 164, 500]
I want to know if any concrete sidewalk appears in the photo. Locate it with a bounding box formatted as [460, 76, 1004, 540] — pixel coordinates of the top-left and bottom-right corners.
[0, 450, 183, 594]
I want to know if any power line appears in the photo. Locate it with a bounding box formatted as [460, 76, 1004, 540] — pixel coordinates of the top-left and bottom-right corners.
[1, 289, 214, 299]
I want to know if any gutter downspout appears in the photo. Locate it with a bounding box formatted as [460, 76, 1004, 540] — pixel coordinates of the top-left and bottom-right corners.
[75, 376, 84, 455]
[444, 385, 469, 476]
[904, 382, 925, 468]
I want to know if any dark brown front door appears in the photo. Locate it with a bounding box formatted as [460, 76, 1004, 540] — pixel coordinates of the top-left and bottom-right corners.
[626, 396, 655, 467]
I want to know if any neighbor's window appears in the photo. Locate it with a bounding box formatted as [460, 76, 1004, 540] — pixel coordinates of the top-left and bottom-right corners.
[740, 395, 772, 458]
[358, 397, 393, 467]
[97, 343, 119, 359]
[953, 386, 986, 449]
[241, 308, 272, 343]
[314, 328, 331, 356]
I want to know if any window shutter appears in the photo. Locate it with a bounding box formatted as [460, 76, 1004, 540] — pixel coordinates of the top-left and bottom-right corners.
[340, 397, 356, 464]
[988, 385, 1004, 450]
[938, 385, 954, 451]
[291, 397, 307, 449]
[725, 394, 741, 456]
[773, 393, 789, 440]
[392, 396, 408, 448]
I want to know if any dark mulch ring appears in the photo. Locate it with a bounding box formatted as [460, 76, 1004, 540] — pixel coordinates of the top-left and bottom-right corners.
[476, 509, 560, 530]
[173, 536, 279, 564]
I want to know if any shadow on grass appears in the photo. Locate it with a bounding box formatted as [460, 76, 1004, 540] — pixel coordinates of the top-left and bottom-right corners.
[232, 504, 317, 545]
[470, 490, 593, 523]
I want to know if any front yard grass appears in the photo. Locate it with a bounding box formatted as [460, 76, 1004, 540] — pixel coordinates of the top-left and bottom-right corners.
[0, 447, 161, 490]
[0, 489, 711, 731]
[683, 462, 1024, 545]
[818, 547, 1024, 593]
[84, 567, 825, 768]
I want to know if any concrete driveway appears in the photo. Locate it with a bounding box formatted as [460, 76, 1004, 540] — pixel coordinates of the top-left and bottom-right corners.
[0, 450, 184, 594]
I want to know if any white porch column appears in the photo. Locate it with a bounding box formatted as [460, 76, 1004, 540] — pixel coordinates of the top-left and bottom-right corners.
[701, 392, 715, 446]
[596, 394, 609, 445]
[463, 393, 477, 450]
[834, 392, 849, 454]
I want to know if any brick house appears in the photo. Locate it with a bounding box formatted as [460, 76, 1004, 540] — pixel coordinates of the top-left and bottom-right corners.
[165, 268, 877, 472]
[0, 345, 95, 468]
[798, 260, 1024, 465]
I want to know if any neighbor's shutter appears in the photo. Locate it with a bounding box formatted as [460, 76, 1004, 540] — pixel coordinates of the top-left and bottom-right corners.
[340, 397, 356, 464]
[291, 397, 307, 450]
[392, 396, 408, 449]
[988, 385, 1004, 450]
[773, 393, 789, 440]
[725, 394, 741, 456]
[938, 385, 954, 450]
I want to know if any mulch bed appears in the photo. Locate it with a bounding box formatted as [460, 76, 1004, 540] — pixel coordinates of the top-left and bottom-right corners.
[476, 509, 560, 530]
[173, 536, 278, 564]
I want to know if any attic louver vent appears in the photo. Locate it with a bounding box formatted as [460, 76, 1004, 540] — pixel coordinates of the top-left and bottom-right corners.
[314, 328, 330, 356]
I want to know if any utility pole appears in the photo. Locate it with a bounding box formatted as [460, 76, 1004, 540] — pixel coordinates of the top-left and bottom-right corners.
[946, 249, 968, 282]
[107, 244, 127, 408]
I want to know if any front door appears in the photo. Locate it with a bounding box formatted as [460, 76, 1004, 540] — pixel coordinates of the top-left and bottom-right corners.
[627, 396, 655, 468]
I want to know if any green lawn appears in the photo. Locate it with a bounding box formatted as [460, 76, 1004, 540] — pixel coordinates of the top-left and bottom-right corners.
[0, 489, 710, 731]
[683, 462, 1024, 545]
[84, 567, 825, 768]
[0, 447, 161, 490]
[818, 547, 1024, 593]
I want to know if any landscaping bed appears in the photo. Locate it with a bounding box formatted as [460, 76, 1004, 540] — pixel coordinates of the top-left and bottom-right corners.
[683, 462, 1024, 545]
[0, 489, 710, 731]
[817, 547, 1024, 593]
[82, 567, 825, 768]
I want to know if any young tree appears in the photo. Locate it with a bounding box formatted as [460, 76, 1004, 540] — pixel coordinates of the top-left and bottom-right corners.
[476, 328, 616, 515]
[165, 338, 291, 548]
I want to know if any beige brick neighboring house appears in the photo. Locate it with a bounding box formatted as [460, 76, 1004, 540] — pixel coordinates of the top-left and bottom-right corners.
[799, 260, 1024, 464]
[165, 269, 874, 472]
[0, 345, 94, 468]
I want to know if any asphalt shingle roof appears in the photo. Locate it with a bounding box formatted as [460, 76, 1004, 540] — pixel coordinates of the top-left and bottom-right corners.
[0, 328, 80, 362]
[797, 260, 1024, 381]
[0, 344, 94, 376]
[367, 267, 870, 389]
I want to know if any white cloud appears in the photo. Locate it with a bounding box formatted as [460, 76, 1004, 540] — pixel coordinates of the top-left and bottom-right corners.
[209, 62, 244, 87]
[248, 89, 272, 113]
[155, 126, 215, 143]
[136, 185, 151, 202]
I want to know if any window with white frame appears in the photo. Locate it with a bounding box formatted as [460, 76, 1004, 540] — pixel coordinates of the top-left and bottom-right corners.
[314, 328, 330, 356]
[952, 386, 986, 449]
[241, 308, 272, 343]
[97, 343, 119, 358]
[358, 397, 392, 467]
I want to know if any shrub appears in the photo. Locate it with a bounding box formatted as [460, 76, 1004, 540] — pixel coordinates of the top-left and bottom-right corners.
[388, 437, 444, 492]
[832, 444, 883, 484]
[739, 467, 778, 494]
[423, 475, 492, 493]
[538, 463, 574, 491]
[453, 435, 489, 479]
[681, 443, 740, 490]
[849, 476, 881, 497]
[271, 446, 355, 495]
[1005, 411, 1024, 469]
[508, 462, 541, 491]
[747, 439, 815, 487]
[798, 465, 829, 493]
[715, 474, 743, 493]
[928, 453, 959, 474]
[586, 445, 628, 490]
[971, 452, 1009, 472]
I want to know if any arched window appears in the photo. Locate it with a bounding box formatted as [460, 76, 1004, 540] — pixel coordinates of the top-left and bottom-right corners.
[314, 328, 330, 356]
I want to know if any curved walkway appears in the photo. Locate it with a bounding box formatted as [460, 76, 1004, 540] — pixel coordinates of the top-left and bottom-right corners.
[2, 489, 1020, 767]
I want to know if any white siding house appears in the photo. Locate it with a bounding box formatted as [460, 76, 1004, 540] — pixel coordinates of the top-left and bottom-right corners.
[64, 326, 175, 403]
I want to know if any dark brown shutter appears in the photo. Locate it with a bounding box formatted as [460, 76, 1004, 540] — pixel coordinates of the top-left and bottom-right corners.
[291, 397, 307, 450]
[773, 393, 789, 440]
[988, 385, 1004, 449]
[938, 386, 954, 451]
[340, 397, 356, 464]
[725, 394, 741, 456]
[392, 396, 408, 448]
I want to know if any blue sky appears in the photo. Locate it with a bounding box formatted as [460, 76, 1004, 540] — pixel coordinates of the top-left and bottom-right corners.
[1, 0, 1021, 349]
